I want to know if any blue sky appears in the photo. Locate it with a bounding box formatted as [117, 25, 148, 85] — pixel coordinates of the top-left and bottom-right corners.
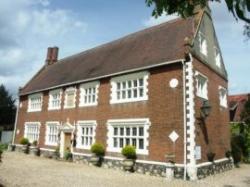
[0, 0, 249, 98]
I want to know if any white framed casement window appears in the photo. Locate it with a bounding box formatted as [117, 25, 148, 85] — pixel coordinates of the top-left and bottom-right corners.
[48, 89, 62, 110]
[199, 32, 208, 56]
[79, 81, 99, 107]
[64, 87, 76, 109]
[27, 93, 43, 112]
[219, 86, 227, 108]
[45, 122, 60, 146]
[214, 47, 221, 68]
[107, 118, 150, 155]
[76, 121, 97, 149]
[24, 122, 41, 143]
[195, 72, 208, 100]
[110, 71, 149, 104]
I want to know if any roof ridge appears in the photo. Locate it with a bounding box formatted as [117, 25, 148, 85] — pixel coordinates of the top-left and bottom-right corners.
[56, 17, 184, 64]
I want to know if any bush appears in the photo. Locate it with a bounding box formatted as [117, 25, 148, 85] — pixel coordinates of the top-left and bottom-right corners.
[231, 135, 243, 164]
[90, 143, 105, 156]
[64, 150, 72, 161]
[0, 143, 8, 151]
[20, 137, 29, 145]
[121, 145, 136, 159]
[32, 140, 38, 146]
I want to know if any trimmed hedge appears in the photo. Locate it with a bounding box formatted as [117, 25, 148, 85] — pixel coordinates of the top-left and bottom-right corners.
[91, 143, 105, 156]
[121, 145, 136, 159]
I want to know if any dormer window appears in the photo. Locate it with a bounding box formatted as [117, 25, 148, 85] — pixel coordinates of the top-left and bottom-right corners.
[199, 32, 207, 56]
[64, 87, 76, 109]
[215, 47, 221, 68]
[28, 93, 43, 112]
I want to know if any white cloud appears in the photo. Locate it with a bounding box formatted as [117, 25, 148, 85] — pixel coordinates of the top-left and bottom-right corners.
[143, 13, 179, 27]
[0, 0, 88, 97]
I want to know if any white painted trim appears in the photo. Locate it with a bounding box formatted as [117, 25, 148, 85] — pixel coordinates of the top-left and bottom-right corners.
[64, 87, 77, 109]
[110, 71, 149, 104]
[45, 121, 60, 146]
[76, 120, 97, 149]
[20, 59, 184, 96]
[24, 122, 41, 143]
[218, 86, 227, 108]
[106, 118, 150, 155]
[196, 158, 230, 168]
[12, 99, 19, 144]
[27, 93, 43, 112]
[48, 89, 62, 110]
[40, 148, 56, 152]
[79, 81, 99, 107]
[72, 151, 92, 157]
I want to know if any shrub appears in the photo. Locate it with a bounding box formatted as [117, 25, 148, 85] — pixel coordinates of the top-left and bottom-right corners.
[90, 143, 105, 156]
[64, 150, 72, 161]
[0, 143, 8, 150]
[121, 145, 136, 159]
[32, 140, 38, 146]
[20, 137, 29, 145]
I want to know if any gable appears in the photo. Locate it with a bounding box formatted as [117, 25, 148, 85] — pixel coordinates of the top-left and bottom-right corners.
[192, 10, 227, 79]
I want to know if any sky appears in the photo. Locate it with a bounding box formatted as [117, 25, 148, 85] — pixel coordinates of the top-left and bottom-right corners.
[0, 0, 249, 99]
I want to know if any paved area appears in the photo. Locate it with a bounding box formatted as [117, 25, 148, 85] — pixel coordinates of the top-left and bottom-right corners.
[0, 152, 250, 187]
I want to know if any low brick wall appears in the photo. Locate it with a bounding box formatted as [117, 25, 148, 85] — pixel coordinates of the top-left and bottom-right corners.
[11, 146, 233, 180]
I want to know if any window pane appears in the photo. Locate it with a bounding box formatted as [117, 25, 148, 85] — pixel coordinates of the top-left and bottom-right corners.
[132, 138, 136, 147]
[120, 127, 124, 136]
[114, 127, 118, 136]
[139, 127, 144, 136]
[139, 78, 143, 86]
[114, 138, 118, 147]
[120, 138, 124, 148]
[126, 128, 130, 136]
[132, 127, 137, 136]
[139, 139, 144, 149]
[126, 138, 130, 145]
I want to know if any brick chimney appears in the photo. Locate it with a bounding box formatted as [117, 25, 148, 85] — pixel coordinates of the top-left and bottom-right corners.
[46, 46, 59, 65]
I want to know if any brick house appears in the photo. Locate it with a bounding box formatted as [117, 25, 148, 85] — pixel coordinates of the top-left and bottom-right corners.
[13, 7, 231, 180]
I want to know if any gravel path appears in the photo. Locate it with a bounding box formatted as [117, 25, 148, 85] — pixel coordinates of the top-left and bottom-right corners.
[0, 152, 250, 187]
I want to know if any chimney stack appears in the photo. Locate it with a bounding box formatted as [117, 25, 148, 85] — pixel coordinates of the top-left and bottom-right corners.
[46, 46, 59, 65]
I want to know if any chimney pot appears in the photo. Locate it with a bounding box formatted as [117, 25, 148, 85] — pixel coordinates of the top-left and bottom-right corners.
[46, 46, 59, 65]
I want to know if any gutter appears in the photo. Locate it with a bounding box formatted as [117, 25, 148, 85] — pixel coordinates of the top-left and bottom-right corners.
[19, 58, 185, 96]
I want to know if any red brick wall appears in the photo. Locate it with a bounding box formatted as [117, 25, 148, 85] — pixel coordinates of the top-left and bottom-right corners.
[14, 63, 185, 163]
[193, 57, 230, 163]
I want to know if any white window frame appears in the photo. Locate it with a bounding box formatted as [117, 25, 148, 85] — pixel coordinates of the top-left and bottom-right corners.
[24, 122, 41, 143]
[64, 87, 76, 109]
[107, 118, 150, 155]
[79, 81, 100, 107]
[199, 32, 208, 56]
[45, 121, 60, 146]
[48, 89, 62, 110]
[219, 86, 227, 108]
[110, 71, 149, 104]
[27, 93, 43, 112]
[195, 71, 208, 100]
[214, 47, 221, 68]
[76, 120, 97, 149]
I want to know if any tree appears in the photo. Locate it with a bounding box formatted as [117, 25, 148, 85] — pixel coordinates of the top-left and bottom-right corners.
[0, 84, 16, 129]
[146, 0, 250, 38]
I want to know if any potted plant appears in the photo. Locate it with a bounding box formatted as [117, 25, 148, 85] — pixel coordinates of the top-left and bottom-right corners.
[20, 137, 30, 154]
[64, 147, 73, 161]
[225, 150, 232, 159]
[8, 144, 15, 151]
[207, 152, 216, 162]
[53, 146, 60, 160]
[121, 145, 136, 172]
[30, 140, 39, 156]
[89, 143, 105, 166]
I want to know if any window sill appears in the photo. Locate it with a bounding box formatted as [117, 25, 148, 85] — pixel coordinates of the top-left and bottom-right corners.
[48, 108, 61, 111]
[196, 94, 208, 101]
[110, 97, 148, 104]
[79, 103, 98, 107]
[75, 146, 91, 150]
[106, 147, 148, 155]
[64, 106, 76, 109]
[45, 143, 58, 146]
[27, 109, 42, 113]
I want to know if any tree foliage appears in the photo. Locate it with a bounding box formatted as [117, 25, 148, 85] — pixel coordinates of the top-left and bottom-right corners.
[146, 0, 250, 38]
[0, 84, 16, 128]
[241, 99, 250, 124]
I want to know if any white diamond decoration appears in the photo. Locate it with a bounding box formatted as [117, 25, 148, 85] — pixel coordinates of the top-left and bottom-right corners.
[169, 131, 179, 142]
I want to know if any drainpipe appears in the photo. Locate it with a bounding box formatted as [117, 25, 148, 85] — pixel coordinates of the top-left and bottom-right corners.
[12, 97, 19, 145]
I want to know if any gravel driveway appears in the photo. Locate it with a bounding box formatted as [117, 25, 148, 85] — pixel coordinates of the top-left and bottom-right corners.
[0, 152, 250, 187]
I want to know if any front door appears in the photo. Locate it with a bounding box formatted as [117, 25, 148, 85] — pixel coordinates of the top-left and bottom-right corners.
[64, 133, 71, 153]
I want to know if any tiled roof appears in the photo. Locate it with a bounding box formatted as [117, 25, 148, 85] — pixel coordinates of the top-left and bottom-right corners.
[229, 94, 249, 122]
[20, 17, 194, 95]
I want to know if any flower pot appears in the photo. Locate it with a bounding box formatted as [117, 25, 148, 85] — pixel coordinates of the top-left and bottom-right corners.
[122, 159, 135, 172]
[30, 146, 40, 156]
[89, 155, 101, 166]
[22, 145, 29, 154]
[8, 144, 15, 152]
[207, 152, 216, 162]
[225, 151, 231, 158]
